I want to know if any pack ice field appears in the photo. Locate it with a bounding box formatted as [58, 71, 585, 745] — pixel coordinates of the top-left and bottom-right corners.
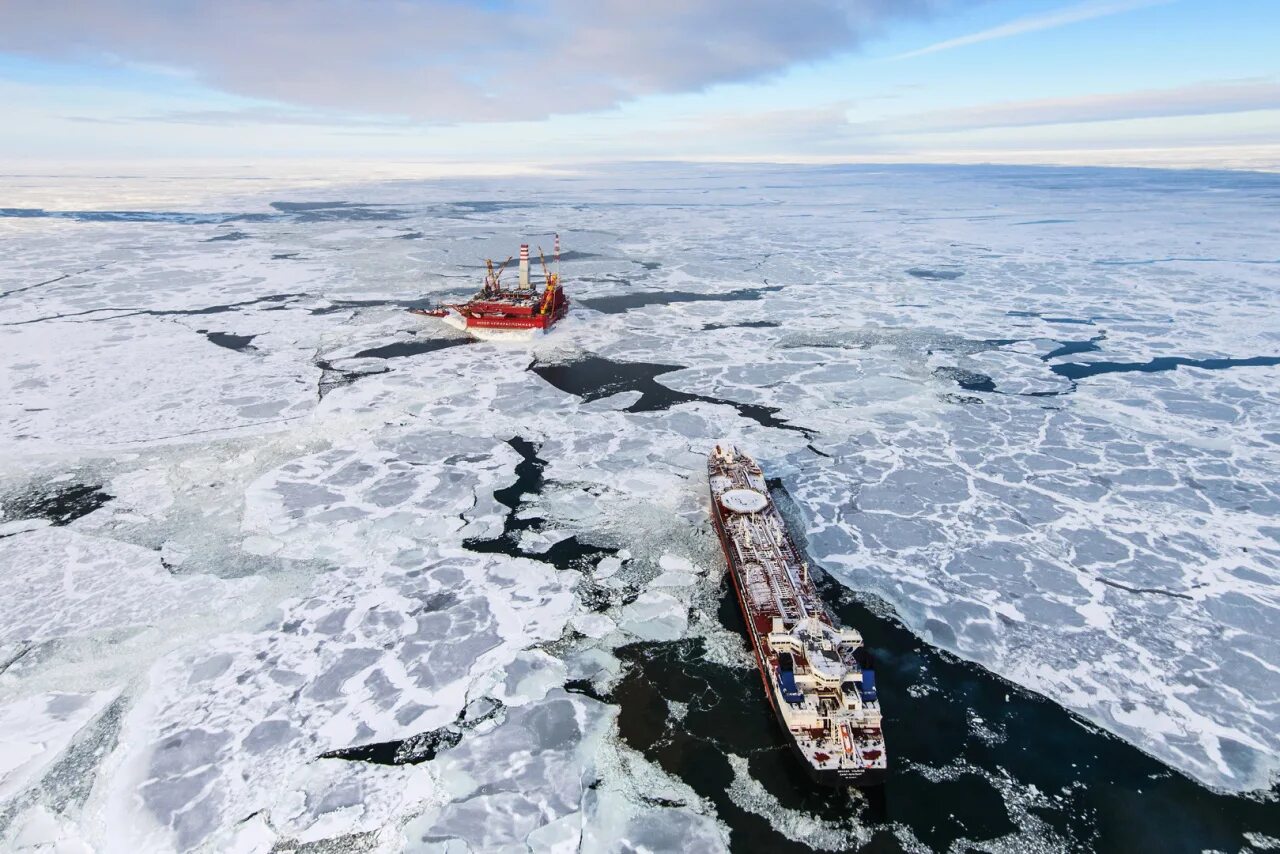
[1, 164, 1278, 853]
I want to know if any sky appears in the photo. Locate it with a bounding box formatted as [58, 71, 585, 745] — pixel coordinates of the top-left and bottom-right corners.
[0, 0, 1277, 169]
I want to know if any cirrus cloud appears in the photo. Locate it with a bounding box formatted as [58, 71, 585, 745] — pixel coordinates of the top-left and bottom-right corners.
[889, 0, 1171, 60]
[847, 78, 1280, 135]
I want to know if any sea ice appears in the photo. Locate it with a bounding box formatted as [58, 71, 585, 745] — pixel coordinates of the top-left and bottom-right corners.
[2, 163, 1278, 852]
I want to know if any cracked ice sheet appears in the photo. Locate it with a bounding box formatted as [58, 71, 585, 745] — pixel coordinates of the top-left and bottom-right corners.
[0, 527, 270, 702]
[336, 179, 1279, 792]
[762, 354, 1280, 791]
[0, 313, 320, 455]
[1, 164, 1279, 851]
[85, 435, 534, 847]
[0, 692, 118, 802]
[59, 428, 717, 852]
[495, 174, 1280, 794]
[621, 320, 1280, 790]
[2, 280, 737, 851]
[0, 209, 490, 455]
[0, 176, 736, 851]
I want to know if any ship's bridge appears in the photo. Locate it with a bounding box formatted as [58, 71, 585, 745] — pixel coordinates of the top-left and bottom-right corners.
[809, 646, 849, 686]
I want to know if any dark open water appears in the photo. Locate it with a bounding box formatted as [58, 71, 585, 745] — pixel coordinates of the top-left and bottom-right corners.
[614, 565, 1280, 853]
[601, 479, 1280, 852]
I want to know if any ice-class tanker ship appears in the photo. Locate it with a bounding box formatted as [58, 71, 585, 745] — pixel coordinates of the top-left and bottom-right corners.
[411, 237, 568, 334]
[708, 444, 887, 787]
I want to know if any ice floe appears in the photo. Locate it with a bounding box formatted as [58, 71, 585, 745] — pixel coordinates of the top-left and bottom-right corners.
[2, 163, 1279, 852]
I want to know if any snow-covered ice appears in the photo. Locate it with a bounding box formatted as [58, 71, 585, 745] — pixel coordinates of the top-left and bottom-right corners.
[2, 163, 1278, 851]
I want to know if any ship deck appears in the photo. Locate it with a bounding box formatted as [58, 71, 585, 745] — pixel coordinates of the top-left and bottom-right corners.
[708, 444, 887, 787]
[721, 510, 818, 626]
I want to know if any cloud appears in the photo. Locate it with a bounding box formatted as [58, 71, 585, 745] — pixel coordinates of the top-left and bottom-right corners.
[0, 0, 955, 123]
[692, 102, 856, 137]
[69, 106, 413, 128]
[847, 79, 1280, 135]
[890, 0, 1170, 60]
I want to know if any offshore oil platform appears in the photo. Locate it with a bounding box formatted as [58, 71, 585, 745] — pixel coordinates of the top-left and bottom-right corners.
[412, 236, 569, 335]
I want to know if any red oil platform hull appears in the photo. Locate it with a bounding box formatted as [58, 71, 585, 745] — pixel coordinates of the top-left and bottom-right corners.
[412, 239, 569, 335]
[459, 290, 569, 332]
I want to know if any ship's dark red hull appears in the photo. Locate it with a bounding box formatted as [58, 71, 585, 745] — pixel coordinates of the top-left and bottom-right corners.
[709, 481, 887, 789]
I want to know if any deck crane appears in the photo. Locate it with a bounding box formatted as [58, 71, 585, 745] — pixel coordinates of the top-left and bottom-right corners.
[537, 247, 560, 314]
[484, 256, 513, 295]
[537, 246, 558, 288]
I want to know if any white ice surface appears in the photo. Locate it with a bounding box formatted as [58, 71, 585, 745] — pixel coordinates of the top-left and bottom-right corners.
[0, 692, 117, 802]
[1, 163, 1278, 851]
